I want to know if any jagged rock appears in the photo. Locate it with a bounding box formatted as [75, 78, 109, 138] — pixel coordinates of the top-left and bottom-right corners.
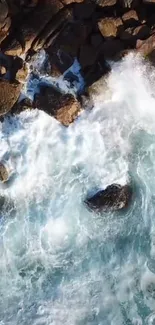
[122, 10, 139, 27]
[34, 85, 81, 126]
[46, 21, 92, 74]
[0, 80, 21, 115]
[136, 34, 155, 56]
[85, 184, 132, 213]
[98, 17, 123, 38]
[2, 0, 63, 55]
[0, 163, 9, 183]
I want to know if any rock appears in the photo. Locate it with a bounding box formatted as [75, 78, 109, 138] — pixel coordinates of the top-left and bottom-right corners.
[96, 0, 117, 7]
[122, 10, 139, 27]
[133, 25, 150, 39]
[119, 0, 140, 8]
[91, 33, 103, 48]
[0, 163, 9, 183]
[0, 80, 21, 115]
[101, 39, 124, 60]
[98, 17, 123, 38]
[16, 62, 28, 83]
[0, 0, 11, 45]
[34, 85, 81, 126]
[79, 44, 98, 69]
[0, 65, 6, 75]
[12, 97, 34, 114]
[136, 34, 155, 56]
[82, 55, 110, 87]
[73, 2, 96, 19]
[46, 21, 92, 73]
[120, 25, 150, 46]
[85, 184, 132, 212]
[2, 0, 63, 55]
[143, 0, 155, 3]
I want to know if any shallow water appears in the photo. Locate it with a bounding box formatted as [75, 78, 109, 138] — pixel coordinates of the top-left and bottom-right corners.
[0, 54, 155, 325]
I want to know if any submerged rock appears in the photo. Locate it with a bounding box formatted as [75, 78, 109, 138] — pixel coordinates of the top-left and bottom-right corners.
[0, 163, 9, 183]
[85, 184, 132, 213]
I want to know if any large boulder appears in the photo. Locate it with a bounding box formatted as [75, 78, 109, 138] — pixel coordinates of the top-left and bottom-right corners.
[34, 85, 81, 126]
[0, 80, 21, 115]
[85, 184, 132, 213]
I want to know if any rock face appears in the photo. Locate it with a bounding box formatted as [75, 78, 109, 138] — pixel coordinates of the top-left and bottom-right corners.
[0, 80, 21, 115]
[85, 184, 132, 213]
[34, 85, 81, 126]
[0, 163, 9, 183]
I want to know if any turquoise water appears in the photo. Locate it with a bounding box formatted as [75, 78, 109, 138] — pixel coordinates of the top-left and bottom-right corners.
[0, 54, 155, 325]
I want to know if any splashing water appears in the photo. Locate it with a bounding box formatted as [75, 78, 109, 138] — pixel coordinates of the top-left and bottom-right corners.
[1, 54, 155, 325]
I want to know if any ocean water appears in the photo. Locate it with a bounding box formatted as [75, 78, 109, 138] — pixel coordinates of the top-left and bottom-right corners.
[0, 54, 155, 325]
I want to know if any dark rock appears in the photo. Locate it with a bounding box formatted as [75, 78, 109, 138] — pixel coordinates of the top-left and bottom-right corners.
[143, 0, 155, 3]
[120, 25, 150, 46]
[91, 33, 103, 48]
[61, 0, 84, 3]
[101, 39, 124, 60]
[98, 17, 123, 38]
[73, 2, 96, 19]
[46, 21, 92, 74]
[0, 163, 9, 183]
[122, 10, 139, 27]
[79, 44, 98, 69]
[82, 55, 110, 87]
[85, 184, 132, 212]
[34, 85, 81, 126]
[12, 97, 34, 114]
[0, 80, 21, 115]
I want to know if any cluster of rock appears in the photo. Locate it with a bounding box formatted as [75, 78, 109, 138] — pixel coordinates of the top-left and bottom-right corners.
[0, 0, 155, 122]
[0, 0, 151, 209]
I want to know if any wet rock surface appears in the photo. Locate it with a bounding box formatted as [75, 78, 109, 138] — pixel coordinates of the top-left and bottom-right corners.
[85, 184, 132, 213]
[34, 85, 81, 126]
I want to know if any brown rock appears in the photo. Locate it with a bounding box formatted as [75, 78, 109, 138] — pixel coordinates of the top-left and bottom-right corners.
[16, 63, 28, 83]
[136, 34, 155, 56]
[0, 1, 11, 45]
[34, 85, 81, 126]
[98, 17, 123, 38]
[2, 0, 63, 55]
[96, 0, 117, 6]
[122, 10, 139, 27]
[0, 80, 21, 115]
[0, 163, 9, 183]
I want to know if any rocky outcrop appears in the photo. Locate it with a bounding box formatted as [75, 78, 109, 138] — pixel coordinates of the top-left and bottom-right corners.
[0, 80, 21, 115]
[85, 184, 132, 213]
[34, 85, 81, 126]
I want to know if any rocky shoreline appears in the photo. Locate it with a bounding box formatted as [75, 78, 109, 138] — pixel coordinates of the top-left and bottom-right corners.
[0, 0, 155, 211]
[0, 0, 155, 122]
